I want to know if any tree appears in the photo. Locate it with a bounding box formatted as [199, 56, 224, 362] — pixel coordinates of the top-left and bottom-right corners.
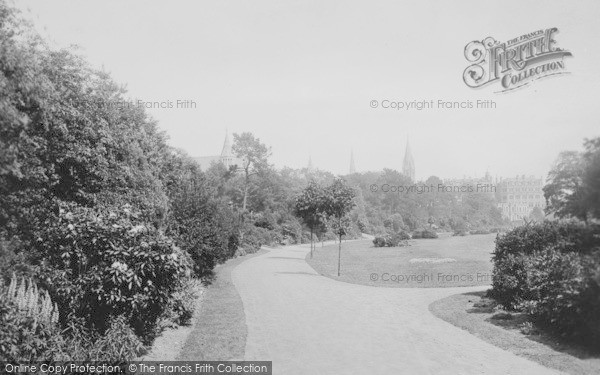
[294, 181, 326, 258]
[544, 137, 600, 223]
[232, 132, 271, 212]
[581, 137, 600, 220]
[231, 133, 271, 243]
[322, 178, 356, 276]
[544, 151, 586, 220]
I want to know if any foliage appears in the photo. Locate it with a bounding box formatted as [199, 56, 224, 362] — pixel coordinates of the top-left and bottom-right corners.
[0, 2, 246, 362]
[321, 178, 356, 276]
[165, 277, 200, 326]
[163, 152, 238, 277]
[242, 223, 277, 252]
[343, 171, 503, 235]
[49, 316, 143, 362]
[528, 206, 545, 222]
[232, 132, 271, 212]
[522, 247, 600, 345]
[489, 220, 600, 347]
[2, 274, 59, 324]
[373, 231, 410, 247]
[0, 297, 57, 362]
[294, 181, 327, 235]
[34, 204, 189, 336]
[544, 137, 600, 221]
[1, 296, 143, 363]
[412, 229, 438, 239]
[322, 178, 356, 237]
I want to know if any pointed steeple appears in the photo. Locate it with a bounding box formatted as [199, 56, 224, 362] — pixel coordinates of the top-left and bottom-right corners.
[349, 150, 356, 174]
[307, 156, 314, 172]
[402, 137, 415, 181]
[221, 129, 232, 157]
[220, 129, 233, 168]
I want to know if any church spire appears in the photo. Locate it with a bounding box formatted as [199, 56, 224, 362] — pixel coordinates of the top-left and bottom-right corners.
[402, 137, 415, 181]
[307, 156, 314, 172]
[220, 129, 233, 168]
[349, 149, 356, 174]
[221, 129, 232, 157]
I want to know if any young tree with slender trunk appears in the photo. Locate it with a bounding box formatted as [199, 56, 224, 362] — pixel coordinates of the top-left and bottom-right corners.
[293, 181, 326, 258]
[323, 178, 356, 276]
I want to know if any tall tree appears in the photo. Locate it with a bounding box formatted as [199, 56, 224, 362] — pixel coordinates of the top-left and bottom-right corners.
[581, 137, 600, 220]
[544, 150, 587, 221]
[322, 178, 356, 276]
[543, 137, 600, 223]
[232, 133, 271, 212]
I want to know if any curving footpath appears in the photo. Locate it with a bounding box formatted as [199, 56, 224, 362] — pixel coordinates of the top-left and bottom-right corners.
[232, 244, 563, 375]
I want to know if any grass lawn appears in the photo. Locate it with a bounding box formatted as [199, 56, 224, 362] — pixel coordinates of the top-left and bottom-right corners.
[177, 250, 266, 360]
[430, 291, 600, 375]
[305, 233, 497, 288]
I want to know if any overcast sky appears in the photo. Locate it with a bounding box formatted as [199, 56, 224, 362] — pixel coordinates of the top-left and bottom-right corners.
[14, 0, 600, 180]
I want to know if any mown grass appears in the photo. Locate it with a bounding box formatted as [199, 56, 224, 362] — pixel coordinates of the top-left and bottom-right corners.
[177, 250, 266, 360]
[305, 233, 496, 288]
[430, 292, 600, 375]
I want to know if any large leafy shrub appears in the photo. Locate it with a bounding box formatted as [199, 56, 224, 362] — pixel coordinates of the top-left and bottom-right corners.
[242, 224, 276, 252]
[490, 220, 600, 346]
[373, 231, 411, 247]
[522, 247, 600, 345]
[490, 220, 600, 307]
[163, 153, 238, 277]
[34, 203, 190, 337]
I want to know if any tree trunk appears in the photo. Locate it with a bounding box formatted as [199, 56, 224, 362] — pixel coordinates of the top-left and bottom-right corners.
[310, 228, 313, 258]
[240, 167, 250, 244]
[242, 168, 249, 212]
[337, 233, 342, 276]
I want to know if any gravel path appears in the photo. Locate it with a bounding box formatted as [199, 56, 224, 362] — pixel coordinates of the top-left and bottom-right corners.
[232, 244, 563, 375]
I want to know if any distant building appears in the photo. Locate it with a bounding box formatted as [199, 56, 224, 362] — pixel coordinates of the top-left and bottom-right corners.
[402, 139, 415, 181]
[194, 130, 244, 171]
[442, 171, 496, 203]
[444, 171, 495, 191]
[496, 175, 545, 221]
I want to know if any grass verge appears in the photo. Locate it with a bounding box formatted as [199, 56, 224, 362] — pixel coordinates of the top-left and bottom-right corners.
[429, 291, 600, 375]
[305, 235, 495, 288]
[177, 250, 266, 360]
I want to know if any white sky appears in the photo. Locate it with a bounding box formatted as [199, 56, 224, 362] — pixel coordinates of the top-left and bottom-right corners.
[14, 0, 600, 180]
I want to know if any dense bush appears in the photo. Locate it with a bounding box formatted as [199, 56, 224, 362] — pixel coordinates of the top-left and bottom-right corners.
[373, 231, 411, 247]
[523, 247, 600, 345]
[35, 204, 190, 336]
[372, 236, 386, 247]
[490, 220, 599, 307]
[411, 229, 438, 239]
[49, 316, 143, 362]
[490, 220, 600, 346]
[242, 224, 277, 252]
